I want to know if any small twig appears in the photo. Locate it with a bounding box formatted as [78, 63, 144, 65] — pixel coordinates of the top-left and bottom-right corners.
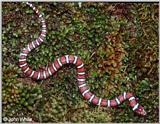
[89, 51, 96, 59]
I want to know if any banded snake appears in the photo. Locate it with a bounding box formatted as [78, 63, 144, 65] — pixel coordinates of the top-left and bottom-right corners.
[19, 2, 146, 116]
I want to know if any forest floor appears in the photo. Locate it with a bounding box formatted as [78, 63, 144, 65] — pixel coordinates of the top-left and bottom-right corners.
[2, 2, 159, 123]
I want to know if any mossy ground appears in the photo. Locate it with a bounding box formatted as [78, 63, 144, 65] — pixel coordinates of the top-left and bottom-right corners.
[2, 2, 159, 123]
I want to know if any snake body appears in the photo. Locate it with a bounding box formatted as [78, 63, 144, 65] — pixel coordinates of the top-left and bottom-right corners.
[19, 2, 146, 116]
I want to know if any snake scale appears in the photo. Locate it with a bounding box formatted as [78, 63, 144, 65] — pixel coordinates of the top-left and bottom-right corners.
[19, 2, 146, 116]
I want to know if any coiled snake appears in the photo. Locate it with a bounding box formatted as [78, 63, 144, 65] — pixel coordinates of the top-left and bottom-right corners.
[19, 2, 146, 116]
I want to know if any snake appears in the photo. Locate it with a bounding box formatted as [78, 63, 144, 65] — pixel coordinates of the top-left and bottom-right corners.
[19, 2, 146, 116]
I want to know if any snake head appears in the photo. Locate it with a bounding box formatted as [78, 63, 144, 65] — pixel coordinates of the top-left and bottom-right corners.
[134, 105, 147, 116]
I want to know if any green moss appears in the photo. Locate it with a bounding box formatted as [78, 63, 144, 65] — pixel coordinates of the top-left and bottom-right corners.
[2, 2, 158, 123]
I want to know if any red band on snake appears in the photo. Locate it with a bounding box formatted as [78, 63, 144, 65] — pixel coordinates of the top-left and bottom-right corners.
[19, 2, 146, 116]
